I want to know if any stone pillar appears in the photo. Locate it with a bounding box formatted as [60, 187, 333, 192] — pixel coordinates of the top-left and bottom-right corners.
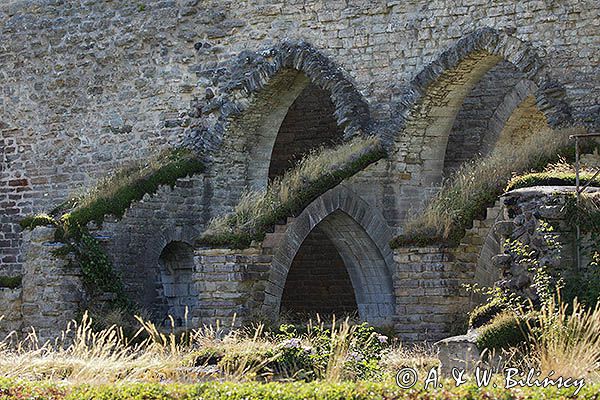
[21, 226, 83, 343]
[394, 246, 473, 341]
[0, 287, 22, 338]
[193, 248, 272, 328]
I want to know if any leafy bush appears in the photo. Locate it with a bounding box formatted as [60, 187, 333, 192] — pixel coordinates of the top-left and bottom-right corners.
[476, 312, 529, 351]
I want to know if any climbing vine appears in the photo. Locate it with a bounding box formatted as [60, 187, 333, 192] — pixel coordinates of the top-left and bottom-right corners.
[20, 148, 204, 310]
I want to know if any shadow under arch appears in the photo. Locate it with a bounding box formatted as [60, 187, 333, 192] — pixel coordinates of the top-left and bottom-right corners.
[136, 225, 201, 320]
[189, 40, 372, 156]
[200, 41, 374, 193]
[387, 27, 573, 185]
[263, 185, 396, 326]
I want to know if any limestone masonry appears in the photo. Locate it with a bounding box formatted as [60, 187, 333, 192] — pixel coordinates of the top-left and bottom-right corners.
[0, 0, 599, 341]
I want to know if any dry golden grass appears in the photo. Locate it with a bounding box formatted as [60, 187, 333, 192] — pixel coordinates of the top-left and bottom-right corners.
[0, 312, 396, 385]
[205, 135, 381, 238]
[527, 296, 600, 381]
[403, 127, 576, 242]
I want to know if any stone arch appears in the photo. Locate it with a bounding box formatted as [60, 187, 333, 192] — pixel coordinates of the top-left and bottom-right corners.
[388, 27, 572, 185]
[186, 40, 371, 158]
[137, 225, 201, 321]
[157, 241, 198, 327]
[264, 185, 395, 326]
[442, 63, 538, 176]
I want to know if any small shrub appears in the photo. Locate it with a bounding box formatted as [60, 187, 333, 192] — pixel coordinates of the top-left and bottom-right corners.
[476, 312, 529, 351]
[469, 298, 506, 329]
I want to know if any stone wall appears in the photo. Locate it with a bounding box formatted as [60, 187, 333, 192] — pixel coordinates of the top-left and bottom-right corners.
[20, 226, 83, 343]
[2, 0, 599, 277]
[0, 287, 21, 338]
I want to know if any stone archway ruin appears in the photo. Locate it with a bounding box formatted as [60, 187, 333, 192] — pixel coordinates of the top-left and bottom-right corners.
[264, 185, 396, 327]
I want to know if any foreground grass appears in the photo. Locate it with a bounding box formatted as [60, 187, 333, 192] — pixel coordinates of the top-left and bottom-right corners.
[1, 378, 598, 400]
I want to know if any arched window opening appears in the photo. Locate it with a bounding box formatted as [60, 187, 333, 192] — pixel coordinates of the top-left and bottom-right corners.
[443, 61, 528, 176]
[268, 83, 344, 180]
[281, 225, 358, 318]
[157, 241, 198, 327]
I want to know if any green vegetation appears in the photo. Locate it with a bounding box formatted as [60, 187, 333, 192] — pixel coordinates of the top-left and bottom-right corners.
[18, 214, 56, 230]
[506, 170, 600, 192]
[391, 128, 583, 248]
[200, 136, 385, 248]
[18, 148, 204, 309]
[475, 312, 529, 351]
[468, 298, 505, 329]
[1, 379, 599, 400]
[0, 276, 21, 289]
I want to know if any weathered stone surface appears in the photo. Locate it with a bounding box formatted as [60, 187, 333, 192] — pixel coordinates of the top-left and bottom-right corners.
[1, 1, 598, 341]
[435, 331, 480, 375]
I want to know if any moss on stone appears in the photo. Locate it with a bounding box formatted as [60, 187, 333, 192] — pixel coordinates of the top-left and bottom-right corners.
[506, 171, 600, 192]
[0, 276, 22, 289]
[476, 312, 529, 351]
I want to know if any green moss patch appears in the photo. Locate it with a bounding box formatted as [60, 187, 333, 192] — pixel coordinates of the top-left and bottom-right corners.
[0, 276, 21, 289]
[468, 298, 506, 329]
[506, 171, 600, 192]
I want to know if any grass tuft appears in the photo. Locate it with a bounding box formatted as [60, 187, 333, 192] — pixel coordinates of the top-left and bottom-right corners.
[392, 128, 583, 247]
[0, 276, 21, 289]
[200, 136, 385, 248]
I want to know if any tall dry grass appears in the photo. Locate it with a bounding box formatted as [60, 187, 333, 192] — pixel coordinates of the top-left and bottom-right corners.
[402, 127, 576, 242]
[204, 135, 382, 239]
[0, 312, 394, 385]
[527, 295, 600, 381]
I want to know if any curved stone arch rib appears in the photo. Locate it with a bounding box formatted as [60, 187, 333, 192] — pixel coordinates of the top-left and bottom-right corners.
[139, 225, 202, 309]
[264, 185, 395, 326]
[186, 41, 372, 156]
[389, 27, 573, 145]
[482, 79, 540, 154]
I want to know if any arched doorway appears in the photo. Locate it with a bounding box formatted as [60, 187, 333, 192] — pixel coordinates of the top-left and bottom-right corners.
[156, 241, 198, 327]
[265, 186, 396, 327]
[280, 224, 358, 318]
[268, 83, 343, 180]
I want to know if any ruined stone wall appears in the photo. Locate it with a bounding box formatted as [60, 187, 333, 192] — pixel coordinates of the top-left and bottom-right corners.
[2, 0, 598, 277]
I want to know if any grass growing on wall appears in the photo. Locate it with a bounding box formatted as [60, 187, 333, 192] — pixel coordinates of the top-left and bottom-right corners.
[20, 148, 204, 233]
[391, 128, 581, 248]
[200, 136, 385, 248]
[0, 276, 21, 289]
[19, 148, 204, 307]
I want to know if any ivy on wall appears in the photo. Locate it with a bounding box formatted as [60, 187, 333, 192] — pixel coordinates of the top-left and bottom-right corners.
[20, 148, 204, 308]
